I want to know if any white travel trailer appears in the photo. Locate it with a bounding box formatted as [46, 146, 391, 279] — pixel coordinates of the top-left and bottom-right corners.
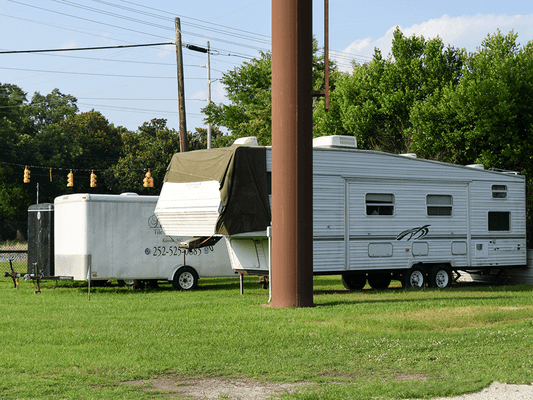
[154, 135, 527, 290]
[54, 193, 234, 290]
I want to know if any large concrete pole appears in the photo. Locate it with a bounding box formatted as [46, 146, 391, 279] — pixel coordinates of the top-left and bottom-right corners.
[271, 0, 314, 308]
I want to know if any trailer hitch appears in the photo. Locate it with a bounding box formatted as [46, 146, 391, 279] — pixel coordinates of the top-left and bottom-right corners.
[178, 236, 221, 250]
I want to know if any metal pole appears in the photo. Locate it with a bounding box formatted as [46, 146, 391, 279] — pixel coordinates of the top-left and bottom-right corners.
[175, 17, 189, 153]
[271, 0, 314, 308]
[324, 0, 330, 110]
[207, 41, 212, 149]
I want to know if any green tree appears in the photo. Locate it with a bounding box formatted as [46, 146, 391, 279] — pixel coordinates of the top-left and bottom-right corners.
[203, 51, 272, 145]
[187, 126, 233, 150]
[27, 89, 78, 129]
[0, 83, 32, 221]
[108, 118, 180, 194]
[203, 40, 339, 145]
[315, 28, 464, 152]
[411, 30, 533, 172]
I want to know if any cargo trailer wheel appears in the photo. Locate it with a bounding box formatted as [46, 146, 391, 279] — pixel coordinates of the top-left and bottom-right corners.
[172, 267, 198, 291]
[402, 266, 426, 288]
[429, 265, 452, 288]
[368, 272, 392, 289]
[341, 273, 366, 290]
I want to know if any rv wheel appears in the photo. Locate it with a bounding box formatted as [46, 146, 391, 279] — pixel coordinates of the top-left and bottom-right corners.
[402, 266, 426, 289]
[172, 267, 199, 291]
[341, 273, 366, 290]
[429, 265, 452, 288]
[368, 272, 392, 289]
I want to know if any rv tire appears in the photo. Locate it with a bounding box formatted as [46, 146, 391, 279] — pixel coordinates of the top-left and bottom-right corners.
[368, 272, 392, 289]
[341, 273, 366, 290]
[173, 267, 199, 291]
[429, 264, 452, 288]
[402, 266, 426, 289]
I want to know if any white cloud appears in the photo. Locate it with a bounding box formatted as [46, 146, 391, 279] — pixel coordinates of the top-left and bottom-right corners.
[60, 40, 78, 50]
[210, 80, 227, 103]
[339, 13, 533, 71]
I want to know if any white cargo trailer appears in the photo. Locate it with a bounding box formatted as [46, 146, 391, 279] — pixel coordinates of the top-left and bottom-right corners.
[155, 136, 528, 290]
[54, 193, 234, 290]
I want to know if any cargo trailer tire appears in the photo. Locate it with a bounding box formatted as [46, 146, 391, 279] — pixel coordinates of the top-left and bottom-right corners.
[341, 273, 366, 290]
[117, 279, 135, 286]
[368, 272, 392, 289]
[429, 264, 452, 288]
[402, 266, 426, 289]
[172, 267, 198, 291]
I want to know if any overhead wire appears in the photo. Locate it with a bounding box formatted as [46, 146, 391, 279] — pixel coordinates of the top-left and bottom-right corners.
[2, 0, 371, 127]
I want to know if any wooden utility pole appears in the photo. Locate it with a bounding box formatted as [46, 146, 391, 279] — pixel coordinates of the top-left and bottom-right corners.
[271, 0, 314, 308]
[175, 17, 189, 153]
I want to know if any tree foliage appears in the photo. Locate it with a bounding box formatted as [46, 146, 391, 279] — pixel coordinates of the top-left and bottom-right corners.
[411, 30, 533, 173]
[108, 118, 179, 194]
[314, 28, 465, 153]
[203, 40, 341, 145]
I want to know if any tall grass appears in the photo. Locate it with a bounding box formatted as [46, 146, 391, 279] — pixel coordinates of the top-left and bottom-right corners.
[1, 275, 532, 399]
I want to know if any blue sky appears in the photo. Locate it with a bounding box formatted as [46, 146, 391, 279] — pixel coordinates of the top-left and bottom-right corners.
[1, 0, 532, 133]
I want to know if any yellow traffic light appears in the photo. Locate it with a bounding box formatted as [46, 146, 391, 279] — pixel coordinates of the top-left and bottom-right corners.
[90, 170, 97, 188]
[23, 166, 30, 183]
[67, 170, 74, 187]
[143, 169, 154, 187]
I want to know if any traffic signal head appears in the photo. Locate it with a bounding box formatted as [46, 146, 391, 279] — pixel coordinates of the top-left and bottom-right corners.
[90, 170, 97, 188]
[143, 169, 154, 188]
[23, 166, 30, 183]
[67, 170, 74, 187]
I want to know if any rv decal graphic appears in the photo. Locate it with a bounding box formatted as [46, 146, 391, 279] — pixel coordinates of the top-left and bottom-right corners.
[146, 246, 212, 258]
[396, 225, 430, 241]
[148, 214, 161, 229]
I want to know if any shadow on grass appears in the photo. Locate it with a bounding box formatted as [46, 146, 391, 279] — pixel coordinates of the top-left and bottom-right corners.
[29, 276, 264, 295]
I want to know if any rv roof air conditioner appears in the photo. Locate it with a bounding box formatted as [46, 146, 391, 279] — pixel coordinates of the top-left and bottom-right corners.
[466, 164, 484, 169]
[400, 153, 417, 158]
[312, 135, 357, 149]
[234, 136, 259, 146]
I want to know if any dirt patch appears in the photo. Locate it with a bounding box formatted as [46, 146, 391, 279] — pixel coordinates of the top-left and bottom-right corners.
[123, 377, 315, 399]
[394, 373, 427, 381]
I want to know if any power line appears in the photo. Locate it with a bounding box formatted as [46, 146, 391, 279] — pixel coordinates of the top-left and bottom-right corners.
[7, 0, 170, 40]
[0, 42, 172, 54]
[0, 66, 207, 80]
[114, 0, 271, 41]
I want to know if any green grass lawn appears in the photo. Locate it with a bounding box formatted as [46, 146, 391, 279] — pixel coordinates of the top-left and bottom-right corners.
[1, 272, 532, 399]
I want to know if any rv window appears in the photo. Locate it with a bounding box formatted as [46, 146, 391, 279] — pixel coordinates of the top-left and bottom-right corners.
[427, 195, 453, 216]
[492, 185, 507, 199]
[488, 211, 510, 231]
[366, 193, 394, 216]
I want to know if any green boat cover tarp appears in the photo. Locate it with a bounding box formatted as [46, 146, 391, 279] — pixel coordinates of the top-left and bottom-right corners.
[163, 145, 271, 235]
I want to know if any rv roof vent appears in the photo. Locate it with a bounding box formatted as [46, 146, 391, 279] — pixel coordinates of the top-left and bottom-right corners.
[400, 153, 417, 158]
[466, 164, 484, 169]
[312, 135, 357, 149]
[120, 192, 139, 196]
[234, 136, 258, 146]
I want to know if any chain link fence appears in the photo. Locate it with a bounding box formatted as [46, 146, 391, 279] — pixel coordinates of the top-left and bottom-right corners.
[0, 219, 28, 275]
